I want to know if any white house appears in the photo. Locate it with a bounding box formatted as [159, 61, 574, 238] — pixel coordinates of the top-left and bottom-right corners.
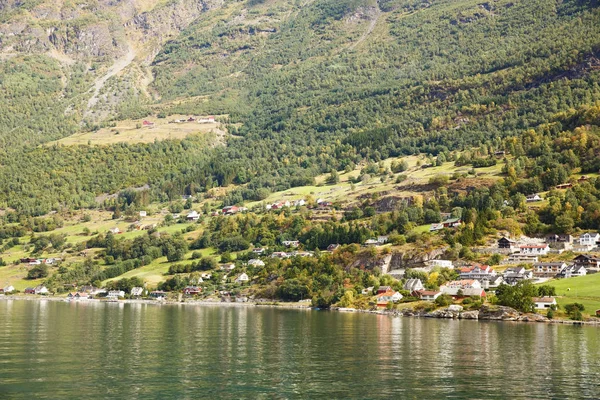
[526, 194, 542, 202]
[34, 285, 49, 295]
[533, 297, 557, 310]
[248, 259, 265, 267]
[519, 244, 549, 256]
[377, 236, 389, 244]
[376, 291, 403, 306]
[3, 285, 15, 293]
[107, 290, 125, 299]
[282, 240, 300, 248]
[579, 233, 600, 248]
[139, 211, 147, 217]
[426, 259, 454, 269]
[403, 279, 424, 293]
[220, 264, 236, 271]
[532, 262, 567, 277]
[187, 211, 200, 221]
[419, 290, 442, 301]
[131, 287, 144, 297]
[235, 273, 249, 283]
[361, 287, 374, 295]
[559, 265, 587, 278]
[503, 267, 533, 285]
[459, 264, 497, 281]
[201, 273, 212, 279]
[109, 227, 120, 234]
[440, 280, 485, 297]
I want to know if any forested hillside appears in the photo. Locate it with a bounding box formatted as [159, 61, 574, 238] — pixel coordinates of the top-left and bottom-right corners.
[1, 0, 600, 214]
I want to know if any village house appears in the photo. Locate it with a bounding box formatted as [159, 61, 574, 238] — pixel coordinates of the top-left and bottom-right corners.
[222, 206, 240, 215]
[149, 291, 167, 299]
[253, 247, 266, 255]
[558, 265, 587, 278]
[503, 267, 533, 285]
[532, 262, 568, 277]
[440, 280, 486, 297]
[131, 287, 144, 297]
[376, 290, 403, 307]
[67, 292, 89, 300]
[271, 251, 290, 259]
[200, 273, 212, 280]
[198, 115, 216, 123]
[235, 273, 249, 283]
[24, 287, 35, 294]
[503, 253, 539, 264]
[578, 232, 600, 250]
[459, 264, 497, 281]
[377, 236, 389, 244]
[327, 244, 341, 252]
[282, 240, 300, 248]
[291, 251, 313, 258]
[361, 287, 374, 295]
[186, 211, 200, 221]
[519, 244, 549, 256]
[142, 120, 154, 128]
[139, 211, 147, 217]
[555, 183, 573, 190]
[220, 263, 236, 271]
[364, 238, 380, 246]
[34, 285, 49, 295]
[441, 218, 462, 228]
[498, 237, 518, 251]
[425, 259, 454, 269]
[109, 227, 120, 234]
[545, 234, 573, 244]
[183, 286, 202, 296]
[533, 297, 557, 310]
[573, 254, 600, 271]
[526, 194, 542, 202]
[403, 279, 424, 293]
[248, 259, 265, 267]
[377, 286, 393, 294]
[107, 290, 125, 299]
[418, 290, 442, 301]
[3, 285, 15, 294]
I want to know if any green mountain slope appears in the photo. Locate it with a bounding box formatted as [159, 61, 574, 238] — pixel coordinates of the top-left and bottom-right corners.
[1, 0, 600, 214]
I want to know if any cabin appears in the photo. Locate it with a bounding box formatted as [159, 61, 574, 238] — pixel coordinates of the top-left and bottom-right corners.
[327, 244, 341, 252]
[282, 240, 300, 248]
[555, 183, 573, 190]
[235, 273, 249, 283]
[498, 237, 517, 249]
[526, 194, 542, 202]
[440, 280, 486, 298]
[533, 297, 557, 310]
[222, 206, 240, 215]
[442, 218, 462, 228]
[24, 288, 36, 294]
[186, 211, 200, 221]
[142, 120, 154, 127]
[131, 287, 144, 297]
[198, 116, 215, 123]
[425, 259, 454, 269]
[67, 292, 89, 300]
[248, 259, 265, 267]
[271, 251, 289, 259]
[253, 247, 266, 254]
[364, 238, 380, 246]
[109, 227, 120, 234]
[183, 286, 202, 295]
[3, 285, 15, 294]
[139, 211, 147, 217]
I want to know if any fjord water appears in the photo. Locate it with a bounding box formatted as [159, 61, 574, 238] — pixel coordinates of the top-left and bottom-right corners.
[1, 300, 599, 399]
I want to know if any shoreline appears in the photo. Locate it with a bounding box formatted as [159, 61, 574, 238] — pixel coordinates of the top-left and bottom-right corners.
[2, 295, 599, 326]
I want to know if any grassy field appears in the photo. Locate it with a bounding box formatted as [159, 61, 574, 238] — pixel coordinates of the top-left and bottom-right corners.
[50, 115, 223, 146]
[543, 274, 600, 315]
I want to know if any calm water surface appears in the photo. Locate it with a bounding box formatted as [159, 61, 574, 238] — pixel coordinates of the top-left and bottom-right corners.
[1, 299, 599, 399]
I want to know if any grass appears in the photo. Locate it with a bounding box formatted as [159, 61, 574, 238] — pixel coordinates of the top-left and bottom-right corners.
[543, 274, 600, 315]
[50, 115, 222, 146]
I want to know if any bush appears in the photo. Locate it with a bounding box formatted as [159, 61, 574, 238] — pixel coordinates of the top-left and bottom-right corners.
[435, 294, 453, 307]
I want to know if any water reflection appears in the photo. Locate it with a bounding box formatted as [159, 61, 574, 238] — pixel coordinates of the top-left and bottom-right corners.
[0, 300, 599, 399]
